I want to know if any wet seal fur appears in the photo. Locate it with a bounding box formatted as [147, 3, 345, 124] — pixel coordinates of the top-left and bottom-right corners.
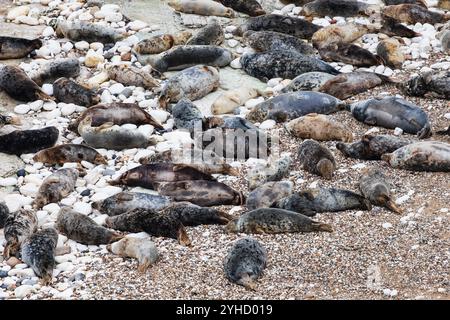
[33, 144, 107, 165]
[134, 31, 192, 54]
[246, 181, 294, 210]
[33, 168, 79, 209]
[0, 126, 59, 156]
[3, 209, 38, 259]
[107, 237, 159, 272]
[53, 77, 99, 107]
[401, 71, 450, 99]
[359, 169, 402, 214]
[381, 141, 450, 172]
[224, 237, 267, 290]
[0, 36, 42, 60]
[226, 208, 333, 234]
[187, 20, 224, 46]
[282, 72, 336, 93]
[215, 0, 266, 16]
[273, 188, 372, 216]
[336, 134, 410, 160]
[31, 58, 81, 86]
[301, 0, 380, 17]
[348, 96, 432, 138]
[21, 228, 58, 285]
[298, 139, 336, 180]
[56, 207, 123, 245]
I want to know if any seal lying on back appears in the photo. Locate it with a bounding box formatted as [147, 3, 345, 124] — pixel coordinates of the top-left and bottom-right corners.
[246, 181, 293, 210]
[319, 72, 392, 100]
[186, 20, 224, 46]
[224, 237, 267, 290]
[380, 15, 420, 38]
[149, 45, 233, 73]
[211, 87, 260, 115]
[107, 237, 159, 272]
[0, 64, 53, 102]
[273, 188, 372, 216]
[318, 43, 383, 67]
[359, 169, 401, 214]
[301, 0, 380, 17]
[53, 19, 125, 44]
[134, 31, 192, 54]
[233, 14, 321, 39]
[0, 36, 42, 60]
[168, 0, 235, 17]
[226, 208, 333, 234]
[107, 64, 159, 90]
[33, 144, 107, 165]
[282, 72, 335, 93]
[155, 180, 244, 207]
[21, 228, 58, 285]
[247, 91, 346, 123]
[401, 71, 450, 99]
[3, 209, 38, 259]
[31, 58, 80, 86]
[381, 141, 450, 172]
[56, 207, 123, 245]
[336, 134, 410, 160]
[0, 202, 9, 229]
[382, 4, 450, 24]
[298, 139, 336, 180]
[243, 31, 316, 56]
[0, 126, 59, 156]
[53, 77, 99, 107]
[215, 0, 266, 16]
[348, 96, 431, 138]
[241, 50, 340, 82]
[110, 163, 215, 189]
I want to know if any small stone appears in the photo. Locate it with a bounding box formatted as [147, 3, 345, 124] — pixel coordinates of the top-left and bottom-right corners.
[14, 104, 30, 114]
[56, 262, 74, 272]
[62, 42, 74, 52]
[14, 285, 33, 299]
[16, 16, 39, 26]
[382, 222, 392, 229]
[75, 41, 90, 51]
[394, 127, 403, 136]
[109, 83, 125, 95]
[227, 39, 239, 48]
[7, 6, 30, 20]
[259, 120, 276, 130]
[245, 97, 264, 109]
[16, 169, 26, 177]
[104, 12, 123, 22]
[6, 257, 21, 268]
[149, 109, 169, 124]
[128, 20, 148, 31]
[267, 78, 282, 87]
[80, 189, 91, 197]
[60, 104, 76, 116]
[42, 26, 55, 37]
[84, 50, 105, 67]
[230, 58, 242, 69]
[42, 84, 54, 96]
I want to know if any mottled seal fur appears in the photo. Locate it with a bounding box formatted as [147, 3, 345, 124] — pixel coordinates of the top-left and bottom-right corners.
[241, 50, 340, 82]
[282, 72, 336, 93]
[298, 139, 336, 180]
[247, 155, 292, 190]
[107, 64, 159, 89]
[56, 207, 123, 245]
[377, 38, 404, 69]
[311, 22, 377, 49]
[107, 237, 159, 272]
[161, 202, 233, 226]
[3, 209, 38, 259]
[359, 169, 401, 214]
[0, 36, 42, 60]
[382, 0, 427, 6]
[246, 181, 294, 210]
[247, 91, 346, 123]
[401, 71, 450, 99]
[349, 96, 431, 138]
[336, 134, 410, 160]
[31, 58, 81, 86]
[33, 168, 79, 209]
[216, 0, 266, 16]
[33, 144, 107, 165]
[318, 43, 383, 67]
[380, 15, 420, 38]
[20, 228, 58, 284]
[302, 0, 380, 17]
[0, 114, 20, 128]
[53, 19, 125, 44]
[381, 141, 450, 172]
[186, 20, 224, 46]
[172, 98, 204, 131]
[0, 202, 9, 229]
[382, 4, 449, 24]
[168, 0, 235, 17]
[0, 126, 59, 156]
[226, 208, 333, 234]
[223, 237, 267, 290]
[134, 31, 192, 54]
[53, 77, 99, 107]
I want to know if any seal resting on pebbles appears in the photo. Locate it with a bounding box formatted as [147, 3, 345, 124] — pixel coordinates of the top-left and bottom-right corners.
[33, 144, 107, 165]
[246, 181, 294, 210]
[187, 20, 224, 46]
[3, 209, 38, 259]
[107, 64, 159, 90]
[382, 4, 450, 24]
[401, 71, 450, 99]
[107, 237, 159, 272]
[0, 126, 59, 156]
[168, 0, 235, 17]
[53, 77, 99, 107]
[215, 0, 266, 16]
[31, 58, 81, 86]
[297, 139, 336, 180]
[0, 202, 10, 229]
[134, 31, 192, 54]
[0, 36, 42, 60]
[301, 0, 380, 17]
[282, 72, 336, 93]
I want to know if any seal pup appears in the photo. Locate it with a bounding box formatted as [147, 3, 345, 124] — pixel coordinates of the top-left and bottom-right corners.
[285, 113, 353, 142]
[377, 38, 404, 69]
[33, 144, 107, 165]
[247, 91, 346, 123]
[0, 202, 9, 229]
[0, 64, 53, 102]
[105, 209, 191, 246]
[53, 19, 125, 44]
[282, 72, 336, 93]
[107, 237, 159, 272]
[172, 98, 204, 131]
[107, 64, 159, 89]
[155, 180, 244, 207]
[0, 36, 42, 60]
[301, 0, 380, 17]
[134, 31, 192, 54]
[211, 87, 260, 115]
[233, 14, 321, 39]
[311, 23, 378, 49]
[20, 228, 58, 285]
[148, 45, 232, 73]
[110, 163, 215, 189]
[33, 168, 79, 209]
[92, 192, 173, 216]
[319, 72, 392, 100]
[336, 134, 410, 160]
[243, 31, 316, 56]
[401, 71, 450, 99]
[348, 96, 432, 138]
[0, 126, 59, 156]
[318, 43, 383, 67]
[31, 58, 81, 86]
[273, 188, 372, 216]
[56, 207, 122, 245]
[379, 15, 420, 38]
[224, 237, 267, 290]
[382, 4, 449, 24]
[69, 102, 163, 133]
[247, 155, 292, 190]
[241, 50, 340, 82]
[3, 209, 38, 259]
[0, 114, 20, 128]
[215, 0, 266, 16]
[359, 169, 401, 214]
[159, 65, 220, 109]
[186, 20, 224, 46]
[168, 0, 235, 17]
[381, 141, 450, 172]
[246, 181, 294, 210]
[298, 139, 336, 180]
[226, 208, 333, 234]
[53, 78, 99, 107]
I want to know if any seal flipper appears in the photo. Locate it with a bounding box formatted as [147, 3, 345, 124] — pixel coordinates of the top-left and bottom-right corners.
[386, 200, 402, 214]
[239, 274, 257, 291]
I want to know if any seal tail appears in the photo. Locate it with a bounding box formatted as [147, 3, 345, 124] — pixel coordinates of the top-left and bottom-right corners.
[239, 274, 257, 291]
[178, 227, 191, 247]
[386, 200, 402, 215]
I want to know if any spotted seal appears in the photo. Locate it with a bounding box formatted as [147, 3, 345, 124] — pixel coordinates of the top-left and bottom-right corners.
[401, 71, 450, 99]
[3, 209, 38, 259]
[33, 144, 107, 165]
[281, 72, 336, 93]
[134, 31, 192, 54]
[0, 36, 42, 60]
[107, 64, 159, 89]
[186, 20, 224, 46]
[377, 38, 404, 69]
[53, 77, 99, 107]
[246, 181, 294, 210]
[318, 43, 383, 67]
[298, 139, 336, 180]
[215, 0, 266, 16]
[0, 126, 59, 156]
[301, 0, 380, 17]
[31, 58, 81, 86]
